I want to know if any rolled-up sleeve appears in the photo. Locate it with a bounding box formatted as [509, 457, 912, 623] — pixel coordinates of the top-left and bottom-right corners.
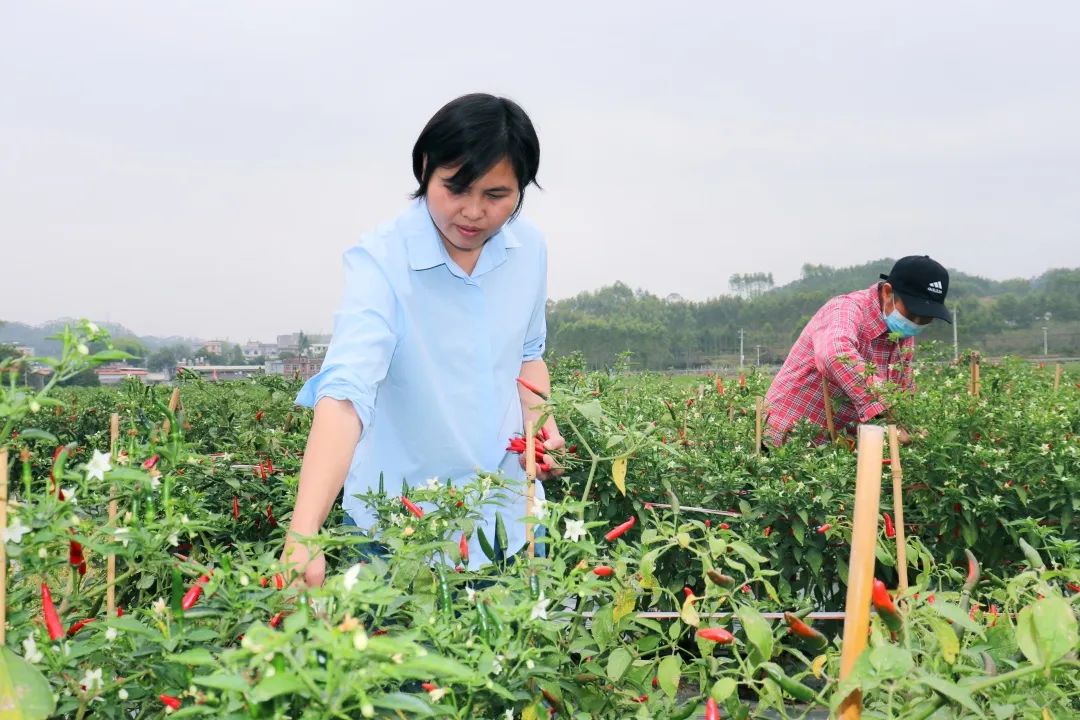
[521, 240, 548, 362]
[295, 246, 398, 434]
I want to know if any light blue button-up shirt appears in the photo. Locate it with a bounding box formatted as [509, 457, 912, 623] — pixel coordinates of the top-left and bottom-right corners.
[296, 198, 548, 567]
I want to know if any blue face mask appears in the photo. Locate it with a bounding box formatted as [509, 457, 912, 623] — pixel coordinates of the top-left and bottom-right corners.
[885, 308, 925, 338]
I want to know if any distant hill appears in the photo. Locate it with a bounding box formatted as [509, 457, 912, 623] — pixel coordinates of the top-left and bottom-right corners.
[547, 262, 1080, 369]
[0, 320, 201, 357]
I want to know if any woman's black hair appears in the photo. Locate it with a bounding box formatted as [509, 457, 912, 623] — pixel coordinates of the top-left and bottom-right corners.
[412, 93, 540, 214]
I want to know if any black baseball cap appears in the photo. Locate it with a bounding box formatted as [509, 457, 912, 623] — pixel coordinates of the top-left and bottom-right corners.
[879, 255, 952, 323]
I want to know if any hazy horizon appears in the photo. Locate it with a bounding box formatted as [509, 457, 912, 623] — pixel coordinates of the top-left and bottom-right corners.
[4, 2, 1079, 340]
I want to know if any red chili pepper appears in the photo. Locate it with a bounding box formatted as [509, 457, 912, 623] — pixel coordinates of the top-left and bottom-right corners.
[705, 697, 720, 720]
[181, 574, 211, 611]
[593, 565, 614, 577]
[160, 694, 182, 710]
[651, 676, 659, 689]
[266, 458, 274, 474]
[269, 612, 286, 628]
[266, 503, 277, 528]
[715, 378, 725, 395]
[764, 526, 772, 538]
[683, 587, 695, 599]
[515, 376, 549, 401]
[872, 578, 902, 632]
[881, 457, 892, 466]
[719, 522, 730, 530]
[421, 682, 438, 692]
[604, 516, 636, 542]
[704, 519, 711, 528]
[696, 627, 734, 644]
[41, 583, 64, 641]
[69, 538, 87, 576]
[458, 533, 469, 563]
[401, 496, 424, 519]
[633, 694, 648, 703]
[233, 496, 240, 521]
[255, 410, 264, 422]
[67, 618, 96, 637]
[816, 524, 831, 534]
[784, 612, 826, 645]
[260, 577, 269, 588]
[882, 512, 896, 539]
[964, 549, 980, 592]
[1067, 583, 1080, 594]
[274, 573, 285, 590]
[707, 570, 736, 588]
[142, 454, 159, 470]
[116, 606, 124, 617]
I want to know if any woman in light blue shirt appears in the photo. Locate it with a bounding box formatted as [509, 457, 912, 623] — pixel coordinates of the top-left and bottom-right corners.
[281, 94, 563, 586]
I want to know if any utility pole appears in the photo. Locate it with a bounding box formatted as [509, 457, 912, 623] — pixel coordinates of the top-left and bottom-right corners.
[952, 306, 959, 362]
[754, 344, 762, 367]
[1043, 326, 1049, 357]
[739, 329, 745, 369]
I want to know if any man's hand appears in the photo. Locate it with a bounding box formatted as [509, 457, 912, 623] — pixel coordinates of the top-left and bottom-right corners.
[518, 427, 566, 481]
[896, 426, 913, 446]
[279, 536, 326, 588]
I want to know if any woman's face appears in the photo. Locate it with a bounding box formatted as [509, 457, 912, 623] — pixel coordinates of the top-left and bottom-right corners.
[425, 157, 520, 258]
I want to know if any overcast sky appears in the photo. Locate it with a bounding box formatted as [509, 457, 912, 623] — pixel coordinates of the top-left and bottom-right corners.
[3, 2, 1079, 342]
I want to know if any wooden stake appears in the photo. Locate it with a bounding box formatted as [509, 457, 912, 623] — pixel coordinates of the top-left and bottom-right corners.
[887, 425, 908, 596]
[524, 419, 537, 559]
[107, 412, 120, 617]
[969, 353, 981, 398]
[754, 397, 764, 456]
[838, 424, 885, 720]
[1054, 363, 1063, 393]
[0, 449, 8, 645]
[162, 387, 181, 434]
[822, 375, 837, 442]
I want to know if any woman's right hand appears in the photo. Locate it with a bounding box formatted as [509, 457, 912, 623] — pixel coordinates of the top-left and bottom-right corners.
[280, 537, 326, 588]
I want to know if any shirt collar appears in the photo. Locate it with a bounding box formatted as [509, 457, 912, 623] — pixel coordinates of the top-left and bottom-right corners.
[405, 198, 521, 276]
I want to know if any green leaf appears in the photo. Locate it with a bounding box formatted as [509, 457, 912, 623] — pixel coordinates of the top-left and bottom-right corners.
[606, 648, 632, 682]
[574, 400, 604, 425]
[168, 648, 216, 666]
[930, 617, 959, 664]
[613, 587, 636, 623]
[711, 677, 737, 702]
[591, 605, 614, 650]
[930, 603, 985, 638]
[1016, 596, 1077, 667]
[372, 692, 437, 715]
[0, 647, 56, 720]
[919, 675, 981, 714]
[658, 654, 682, 698]
[728, 540, 766, 570]
[193, 673, 251, 692]
[737, 605, 773, 666]
[15, 428, 58, 444]
[252, 672, 307, 702]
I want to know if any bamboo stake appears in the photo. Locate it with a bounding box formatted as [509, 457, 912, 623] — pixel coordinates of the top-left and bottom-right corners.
[162, 387, 181, 434]
[822, 375, 837, 442]
[887, 425, 909, 596]
[974, 356, 981, 398]
[838, 424, 885, 720]
[524, 419, 537, 559]
[0, 449, 8, 645]
[108, 412, 120, 617]
[1054, 363, 1063, 393]
[754, 397, 764, 456]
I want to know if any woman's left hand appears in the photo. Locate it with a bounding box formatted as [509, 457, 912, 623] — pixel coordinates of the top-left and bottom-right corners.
[519, 426, 565, 480]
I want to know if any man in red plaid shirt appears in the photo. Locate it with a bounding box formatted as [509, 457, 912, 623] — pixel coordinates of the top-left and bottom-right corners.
[765, 256, 952, 446]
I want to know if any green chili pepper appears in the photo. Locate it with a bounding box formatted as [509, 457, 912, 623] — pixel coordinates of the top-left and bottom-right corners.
[495, 512, 508, 564]
[477, 527, 497, 563]
[529, 573, 541, 601]
[1018, 538, 1045, 570]
[170, 567, 184, 618]
[377, 472, 384, 496]
[474, 604, 491, 642]
[435, 564, 452, 620]
[481, 600, 503, 639]
[762, 664, 817, 703]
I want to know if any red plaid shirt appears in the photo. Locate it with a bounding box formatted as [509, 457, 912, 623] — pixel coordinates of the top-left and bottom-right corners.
[765, 283, 914, 445]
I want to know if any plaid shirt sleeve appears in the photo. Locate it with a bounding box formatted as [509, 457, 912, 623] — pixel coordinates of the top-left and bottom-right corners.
[810, 299, 888, 423]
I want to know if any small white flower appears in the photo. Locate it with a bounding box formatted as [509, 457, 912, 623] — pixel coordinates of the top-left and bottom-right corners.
[531, 592, 551, 622]
[152, 598, 167, 616]
[428, 687, 447, 702]
[465, 586, 477, 604]
[526, 659, 535, 670]
[80, 667, 104, 694]
[38, 547, 48, 559]
[425, 476, 440, 491]
[114, 528, 130, 547]
[532, 497, 548, 520]
[2, 516, 29, 544]
[168, 534, 179, 548]
[29, 399, 41, 413]
[105, 627, 118, 641]
[85, 449, 112, 482]
[563, 518, 586, 542]
[180, 514, 190, 525]
[77, 343, 89, 356]
[504, 710, 513, 720]
[239, 574, 250, 587]
[118, 688, 128, 700]
[492, 654, 504, 675]
[87, 322, 100, 334]
[265, 666, 276, 678]
[389, 513, 405, 527]
[62, 487, 78, 505]
[149, 473, 161, 490]
[343, 563, 362, 592]
[352, 628, 369, 651]
[22, 636, 43, 664]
